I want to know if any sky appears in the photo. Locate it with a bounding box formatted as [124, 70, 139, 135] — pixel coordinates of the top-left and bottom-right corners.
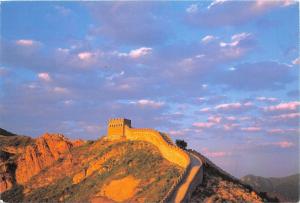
[0, 1, 299, 178]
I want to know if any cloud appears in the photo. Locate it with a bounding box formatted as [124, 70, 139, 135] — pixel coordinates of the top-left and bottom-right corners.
[241, 127, 261, 132]
[77, 51, 95, 61]
[215, 102, 242, 110]
[15, 39, 40, 47]
[220, 33, 252, 48]
[193, 115, 222, 129]
[129, 47, 152, 59]
[54, 5, 72, 16]
[264, 101, 300, 112]
[52, 87, 69, 94]
[201, 35, 216, 44]
[38, 72, 52, 82]
[215, 102, 253, 112]
[207, 0, 228, 9]
[186, 0, 297, 27]
[218, 61, 295, 90]
[202, 147, 231, 158]
[267, 128, 299, 135]
[272, 141, 295, 148]
[87, 2, 170, 45]
[130, 99, 165, 108]
[272, 112, 300, 120]
[186, 4, 198, 13]
[193, 121, 215, 128]
[292, 56, 300, 65]
[256, 97, 278, 102]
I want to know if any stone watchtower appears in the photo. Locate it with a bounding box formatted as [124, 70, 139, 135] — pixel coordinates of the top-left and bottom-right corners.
[107, 118, 132, 140]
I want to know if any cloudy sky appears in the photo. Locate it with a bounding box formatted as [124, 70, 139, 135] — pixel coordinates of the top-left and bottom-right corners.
[1, 1, 299, 178]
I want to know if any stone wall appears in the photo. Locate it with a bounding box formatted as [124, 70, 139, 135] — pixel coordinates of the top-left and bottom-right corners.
[124, 127, 190, 168]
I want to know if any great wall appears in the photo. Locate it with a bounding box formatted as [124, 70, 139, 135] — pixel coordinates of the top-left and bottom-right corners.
[104, 118, 204, 203]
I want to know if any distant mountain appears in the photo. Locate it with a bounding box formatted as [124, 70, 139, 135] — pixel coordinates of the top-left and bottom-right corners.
[0, 128, 17, 137]
[241, 174, 300, 202]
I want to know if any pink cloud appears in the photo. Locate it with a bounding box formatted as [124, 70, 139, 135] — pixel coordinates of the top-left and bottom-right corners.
[241, 127, 261, 132]
[292, 57, 300, 65]
[15, 39, 38, 46]
[225, 116, 236, 121]
[267, 128, 285, 134]
[208, 115, 222, 123]
[273, 112, 300, 120]
[267, 128, 299, 135]
[202, 147, 231, 158]
[199, 107, 211, 112]
[37, 72, 51, 82]
[193, 122, 215, 128]
[264, 101, 300, 111]
[223, 123, 239, 131]
[273, 141, 295, 148]
[52, 87, 69, 94]
[77, 52, 94, 61]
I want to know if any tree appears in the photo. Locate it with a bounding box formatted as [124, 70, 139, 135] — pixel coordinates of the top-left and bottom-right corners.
[175, 139, 187, 150]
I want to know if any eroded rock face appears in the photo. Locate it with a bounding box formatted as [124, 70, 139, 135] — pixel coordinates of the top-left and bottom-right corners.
[0, 151, 16, 192]
[14, 133, 83, 184]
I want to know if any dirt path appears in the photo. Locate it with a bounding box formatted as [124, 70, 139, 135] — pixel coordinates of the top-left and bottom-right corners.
[170, 153, 203, 203]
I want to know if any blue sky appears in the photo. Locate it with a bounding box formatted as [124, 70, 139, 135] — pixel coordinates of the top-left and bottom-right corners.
[0, 1, 299, 178]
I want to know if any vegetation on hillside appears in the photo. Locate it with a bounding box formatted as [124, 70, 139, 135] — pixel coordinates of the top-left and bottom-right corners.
[2, 139, 183, 202]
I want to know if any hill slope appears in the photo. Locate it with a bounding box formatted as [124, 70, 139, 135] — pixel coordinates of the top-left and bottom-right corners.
[242, 174, 300, 202]
[1, 129, 276, 202]
[1, 132, 182, 202]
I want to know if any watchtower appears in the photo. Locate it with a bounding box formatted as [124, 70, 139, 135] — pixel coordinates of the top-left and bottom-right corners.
[107, 118, 132, 140]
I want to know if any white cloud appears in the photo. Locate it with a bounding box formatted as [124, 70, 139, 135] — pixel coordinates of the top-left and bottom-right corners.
[215, 101, 253, 111]
[129, 47, 152, 59]
[54, 5, 72, 16]
[256, 97, 278, 102]
[131, 99, 164, 108]
[38, 72, 52, 82]
[220, 32, 251, 48]
[215, 102, 242, 110]
[186, 4, 198, 13]
[207, 0, 228, 9]
[201, 35, 216, 43]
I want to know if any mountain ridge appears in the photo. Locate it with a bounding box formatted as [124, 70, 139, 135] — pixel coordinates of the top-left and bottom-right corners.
[241, 173, 300, 202]
[0, 128, 279, 202]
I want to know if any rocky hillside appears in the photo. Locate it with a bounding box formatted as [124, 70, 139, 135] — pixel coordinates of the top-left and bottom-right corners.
[242, 174, 300, 202]
[1, 128, 277, 202]
[189, 151, 277, 203]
